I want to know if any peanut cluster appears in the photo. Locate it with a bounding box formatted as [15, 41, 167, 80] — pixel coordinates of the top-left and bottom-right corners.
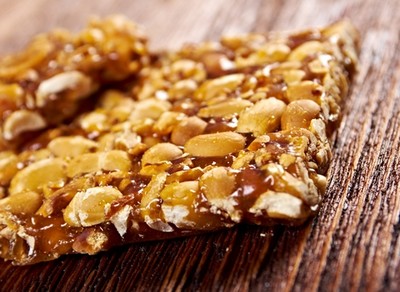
[0, 15, 148, 150]
[0, 18, 358, 264]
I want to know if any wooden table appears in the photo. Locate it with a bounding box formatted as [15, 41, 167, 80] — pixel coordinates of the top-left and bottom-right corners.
[0, 0, 399, 291]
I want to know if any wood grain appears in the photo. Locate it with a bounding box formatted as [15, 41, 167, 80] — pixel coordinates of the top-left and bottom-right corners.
[0, 0, 399, 291]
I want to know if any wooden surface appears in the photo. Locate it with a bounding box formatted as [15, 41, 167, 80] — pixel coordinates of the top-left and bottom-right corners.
[0, 0, 399, 291]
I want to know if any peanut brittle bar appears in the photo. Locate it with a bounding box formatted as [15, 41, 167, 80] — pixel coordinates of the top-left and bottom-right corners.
[0, 20, 359, 264]
[0, 15, 147, 150]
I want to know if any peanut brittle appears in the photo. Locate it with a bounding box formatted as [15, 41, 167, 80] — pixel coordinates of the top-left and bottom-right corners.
[0, 20, 359, 264]
[0, 15, 148, 150]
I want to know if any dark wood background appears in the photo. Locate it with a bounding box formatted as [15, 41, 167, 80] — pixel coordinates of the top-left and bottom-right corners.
[0, 0, 399, 291]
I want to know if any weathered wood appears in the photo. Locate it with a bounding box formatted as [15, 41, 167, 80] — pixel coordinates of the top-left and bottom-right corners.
[0, 0, 399, 290]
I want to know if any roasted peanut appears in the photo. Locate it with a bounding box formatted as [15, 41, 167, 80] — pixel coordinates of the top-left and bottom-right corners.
[263, 162, 318, 205]
[286, 80, 324, 103]
[249, 191, 309, 219]
[141, 172, 167, 211]
[114, 129, 142, 151]
[48, 136, 98, 158]
[0, 83, 24, 105]
[67, 153, 99, 177]
[161, 181, 199, 228]
[231, 151, 255, 169]
[63, 186, 123, 227]
[140, 172, 174, 232]
[242, 43, 291, 67]
[198, 99, 253, 118]
[161, 181, 199, 206]
[0, 191, 42, 214]
[36, 71, 94, 107]
[98, 90, 129, 110]
[279, 153, 297, 168]
[200, 167, 240, 222]
[288, 41, 325, 61]
[282, 69, 306, 85]
[200, 52, 235, 77]
[171, 116, 208, 146]
[67, 150, 131, 177]
[139, 163, 171, 177]
[79, 111, 109, 133]
[221, 33, 266, 50]
[3, 110, 46, 140]
[168, 79, 198, 99]
[271, 60, 302, 71]
[308, 58, 329, 74]
[170, 59, 206, 82]
[200, 167, 236, 201]
[237, 97, 287, 136]
[129, 98, 171, 121]
[195, 73, 245, 100]
[185, 132, 245, 157]
[141, 143, 183, 166]
[257, 43, 291, 62]
[153, 111, 186, 135]
[281, 100, 320, 130]
[101, 150, 132, 171]
[9, 158, 67, 195]
[97, 133, 117, 151]
[110, 205, 133, 237]
[73, 230, 109, 255]
[0, 151, 18, 185]
[165, 167, 203, 184]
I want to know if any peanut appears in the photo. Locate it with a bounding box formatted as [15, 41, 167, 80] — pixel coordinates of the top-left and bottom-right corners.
[3, 110, 46, 140]
[63, 186, 123, 227]
[0, 191, 42, 214]
[288, 41, 325, 61]
[281, 100, 320, 130]
[171, 116, 208, 146]
[0, 151, 18, 185]
[9, 158, 67, 195]
[141, 143, 183, 166]
[200, 167, 240, 222]
[184, 132, 245, 157]
[48, 136, 98, 158]
[249, 191, 309, 219]
[286, 80, 323, 103]
[195, 73, 245, 100]
[198, 99, 253, 118]
[67, 150, 131, 177]
[36, 71, 94, 107]
[237, 97, 287, 136]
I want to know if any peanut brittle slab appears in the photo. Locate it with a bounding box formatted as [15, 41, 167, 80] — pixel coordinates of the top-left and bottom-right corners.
[0, 19, 359, 264]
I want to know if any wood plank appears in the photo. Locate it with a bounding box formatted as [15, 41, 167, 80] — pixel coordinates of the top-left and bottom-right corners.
[0, 0, 399, 290]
